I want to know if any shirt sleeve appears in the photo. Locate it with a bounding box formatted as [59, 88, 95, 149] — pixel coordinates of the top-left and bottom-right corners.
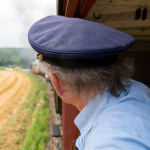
[84, 131, 150, 150]
[83, 108, 150, 150]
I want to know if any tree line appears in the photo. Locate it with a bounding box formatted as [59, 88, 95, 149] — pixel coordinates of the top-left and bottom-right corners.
[0, 48, 36, 68]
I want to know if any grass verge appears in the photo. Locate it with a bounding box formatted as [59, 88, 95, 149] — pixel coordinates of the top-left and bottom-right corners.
[21, 73, 51, 150]
[0, 72, 51, 150]
[0, 66, 6, 70]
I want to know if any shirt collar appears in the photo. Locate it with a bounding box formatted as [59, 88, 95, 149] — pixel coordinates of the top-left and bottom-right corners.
[74, 93, 109, 137]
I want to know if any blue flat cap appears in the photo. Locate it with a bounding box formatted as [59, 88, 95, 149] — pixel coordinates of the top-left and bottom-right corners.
[28, 15, 135, 68]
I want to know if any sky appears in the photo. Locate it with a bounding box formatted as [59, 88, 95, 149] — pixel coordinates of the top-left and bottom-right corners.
[0, 0, 57, 48]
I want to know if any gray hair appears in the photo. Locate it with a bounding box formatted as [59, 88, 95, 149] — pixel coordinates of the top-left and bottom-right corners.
[40, 59, 134, 97]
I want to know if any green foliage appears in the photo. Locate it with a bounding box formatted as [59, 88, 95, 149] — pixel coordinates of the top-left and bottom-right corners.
[0, 66, 6, 70]
[0, 48, 20, 66]
[21, 73, 51, 150]
[0, 48, 36, 68]
[0, 140, 4, 146]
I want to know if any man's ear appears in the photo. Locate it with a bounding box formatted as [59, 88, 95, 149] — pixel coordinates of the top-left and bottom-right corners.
[49, 73, 66, 97]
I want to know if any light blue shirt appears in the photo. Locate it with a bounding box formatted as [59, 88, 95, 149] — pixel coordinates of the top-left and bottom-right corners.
[74, 79, 150, 150]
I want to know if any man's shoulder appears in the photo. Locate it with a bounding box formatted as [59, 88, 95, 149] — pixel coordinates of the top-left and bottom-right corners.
[84, 107, 150, 149]
[84, 88, 150, 149]
[129, 79, 150, 93]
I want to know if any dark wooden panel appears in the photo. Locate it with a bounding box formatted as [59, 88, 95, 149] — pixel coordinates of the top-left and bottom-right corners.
[120, 51, 150, 87]
[62, 102, 79, 150]
[65, 0, 80, 17]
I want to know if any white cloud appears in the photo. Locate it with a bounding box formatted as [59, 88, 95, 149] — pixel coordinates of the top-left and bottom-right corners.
[0, 0, 57, 47]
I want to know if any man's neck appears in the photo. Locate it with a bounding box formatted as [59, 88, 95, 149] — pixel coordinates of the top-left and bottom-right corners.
[72, 92, 98, 112]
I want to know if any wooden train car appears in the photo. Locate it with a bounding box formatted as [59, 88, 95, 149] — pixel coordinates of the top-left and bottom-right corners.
[31, 60, 41, 74]
[31, 60, 46, 77]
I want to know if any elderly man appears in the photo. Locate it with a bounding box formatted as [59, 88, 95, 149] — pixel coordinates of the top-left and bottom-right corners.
[28, 15, 150, 150]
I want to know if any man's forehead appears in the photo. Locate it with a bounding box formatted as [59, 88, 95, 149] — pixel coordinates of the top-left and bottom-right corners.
[28, 15, 135, 68]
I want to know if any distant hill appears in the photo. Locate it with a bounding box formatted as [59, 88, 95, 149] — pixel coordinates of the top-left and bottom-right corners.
[0, 48, 37, 68]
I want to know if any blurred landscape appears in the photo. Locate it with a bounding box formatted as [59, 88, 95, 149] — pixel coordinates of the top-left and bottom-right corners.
[0, 0, 57, 149]
[0, 48, 37, 69]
